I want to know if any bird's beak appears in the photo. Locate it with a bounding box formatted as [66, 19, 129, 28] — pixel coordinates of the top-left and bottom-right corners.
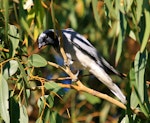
[38, 42, 46, 49]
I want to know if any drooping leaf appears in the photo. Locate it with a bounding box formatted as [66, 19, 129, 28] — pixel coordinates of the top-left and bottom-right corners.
[17, 60, 29, 106]
[105, 0, 117, 19]
[92, 0, 101, 29]
[19, 0, 34, 40]
[19, 104, 28, 123]
[50, 111, 62, 123]
[47, 95, 54, 108]
[3, 60, 18, 80]
[134, 51, 148, 103]
[120, 115, 130, 123]
[0, 74, 10, 123]
[140, 9, 150, 52]
[8, 25, 19, 58]
[28, 54, 47, 67]
[9, 97, 19, 123]
[115, 29, 123, 65]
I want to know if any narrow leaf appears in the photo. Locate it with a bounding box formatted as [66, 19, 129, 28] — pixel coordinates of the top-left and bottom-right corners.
[0, 74, 10, 123]
[19, 104, 28, 123]
[8, 25, 19, 57]
[140, 9, 150, 52]
[92, 0, 101, 29]
[134, 51, 148, 103]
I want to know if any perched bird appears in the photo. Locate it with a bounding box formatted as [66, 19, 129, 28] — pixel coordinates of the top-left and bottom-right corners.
[38, 28, 126, 104]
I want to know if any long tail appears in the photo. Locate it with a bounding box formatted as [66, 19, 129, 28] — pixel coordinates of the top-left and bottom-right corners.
[109, 83, 126, 104]
[89, 63, 126, 104]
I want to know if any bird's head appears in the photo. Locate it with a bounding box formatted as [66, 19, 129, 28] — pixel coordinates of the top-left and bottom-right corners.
[38, 29, 59, 49]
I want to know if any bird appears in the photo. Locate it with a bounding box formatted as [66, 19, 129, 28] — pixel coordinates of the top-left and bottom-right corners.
[38, 28, 126, 104]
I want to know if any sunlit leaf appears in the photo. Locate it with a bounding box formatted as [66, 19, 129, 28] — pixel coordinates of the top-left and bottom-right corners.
[19, 104, 28, 123]
[134, 51, 148, 103]
[37, 96, 45, 114]
[140, 9, 150, 52]
[28, 54, 47, 67]
[36, 118, 43, 123]
[115, 29, 123, 65]
[0, 74, 10, 123]
[34, 0, 44, 29]
[120, 115, 130, 123]
[105, 0, 117, 19]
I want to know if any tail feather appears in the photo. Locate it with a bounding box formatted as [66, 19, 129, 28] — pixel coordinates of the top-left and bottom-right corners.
[109, 84, 126, 104]
[89, 63, 126, 104]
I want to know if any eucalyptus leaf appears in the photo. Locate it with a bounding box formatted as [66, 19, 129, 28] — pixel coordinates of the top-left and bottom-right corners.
[3, 60, 18, 80]
[8, 25, 19, 57]
[19, 104, 28, 123]
[134, 51, 148, 103]
[28, 54, 47, 67]
[44, 81, 61, 92]
[140, 9, 150, 52]
[92, 0, 101, 29]
[0, 74, 10, 123]
[50, 111, 62, 123]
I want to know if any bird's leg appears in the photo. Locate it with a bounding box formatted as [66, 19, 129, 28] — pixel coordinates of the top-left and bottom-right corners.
[71, 70, 80, 82]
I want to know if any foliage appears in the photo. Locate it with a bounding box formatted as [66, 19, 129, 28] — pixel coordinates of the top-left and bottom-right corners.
[0, 0, 150, 122]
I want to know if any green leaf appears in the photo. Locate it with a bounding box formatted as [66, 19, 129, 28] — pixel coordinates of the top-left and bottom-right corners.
[37, 96, 45, 115]
[17, 60, 29, 106]
[105, 0, 117, 19]
[8, 25, 19, 57]
[47, 95, 54, 108]
[28, 54, 47, 67]
[3, 60, 18, 80]
[130, 91, 138, 108]
[50, 111, 62, 123]
[36, 118, 43, 123]
[34, 0, 44, 28]
[136, 0, 143, 23]
[83, 92, 101, 104]
[19, 104, 28, 123]
[92, 0, 101, 29]
[9, 97, 19, 123]
[115, 28, 123, 65]
[45, 81, 65, 96]
[0, 74, 10, 123]
[19, 0, 34, 40]
[140, 9, 150, 52]
[134, 51, 148, 103]
[2, 0, 9, 43]
[44, 81, 61, 91]
[121, 115, 130, 123]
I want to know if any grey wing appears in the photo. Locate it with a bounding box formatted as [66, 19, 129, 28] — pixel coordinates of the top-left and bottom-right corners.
[62, 29, 100, 61]
[62, 29, 124, 78]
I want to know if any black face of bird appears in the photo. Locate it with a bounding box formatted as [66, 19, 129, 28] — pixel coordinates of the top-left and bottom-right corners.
[38, 30, 59, 49]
